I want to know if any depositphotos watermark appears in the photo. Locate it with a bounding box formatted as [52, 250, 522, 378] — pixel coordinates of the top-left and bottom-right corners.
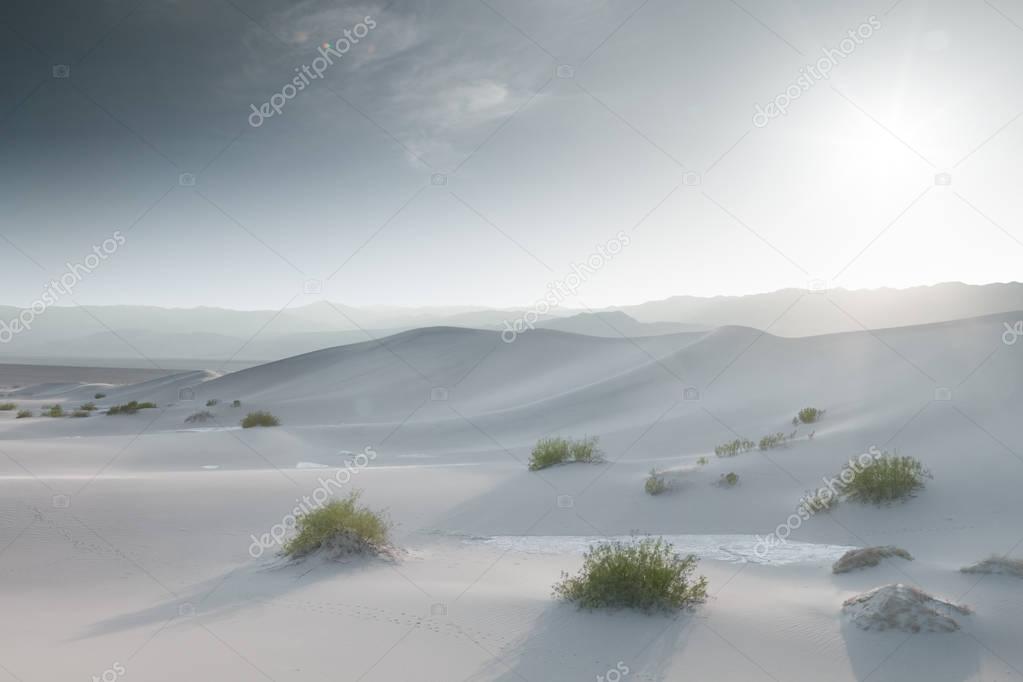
[501, 231, 632, 343]
[248, 447, 377, 557]
[753, 15, 881, 128]
[248, 16, 377, 127]
[0, 231, 126, 344]
[754, 446, 883, 558]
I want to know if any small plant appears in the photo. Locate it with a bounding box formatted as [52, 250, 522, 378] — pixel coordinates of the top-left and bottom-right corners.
[0, 402, 16, 411]
[16, 409, 32, 419]
[797, 407, 824, 424]
[44, 404, 65, 418]
[833, 546, 913, 574]
[71, 409, 90, 418]
[758, 432, 786, 451]
[696, 456, 709, 466]
[799, 488, 837, 513]
[283, 491, 390, 558]
[552, 538, 708, 612]
[718, 472, 739, 487]
[206, 398, 219, 407]
[185, 410, 215, 424]
[528, 436, 603, 471]
[106, 401, 157, 415]
[78, 402, 97, 412]
[645, 469, 669, 496]
[714, 438, 755, 457]
[94, 392, 107, 399]
[231, 399, 241, 407]
[838, 452, 930, 504]
[241, 411, 280, 428]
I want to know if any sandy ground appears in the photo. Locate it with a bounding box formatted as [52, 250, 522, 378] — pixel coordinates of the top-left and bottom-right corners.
[1, 312, 1021, 681]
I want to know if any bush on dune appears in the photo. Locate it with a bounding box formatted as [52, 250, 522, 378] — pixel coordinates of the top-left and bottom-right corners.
[231, 399, 241, 407]
[16, 409, 32, 419]
[645, 469, 669, 496]
[553, 538, 708, 612]
[185, 410, 214, 424]
[0, 403, 16, 411]
[528, 436, 602, 471]
[78, 402, 97, 412]
[718, 472, 739, 487]
[714, 438, 755, 457]
[206, 398, 219, 407]
[797, 407, 825, 424]
[241, 411, 280, 428]
[44, 405, 65, 417]
[283, 491, 390, 559]
[71, 409, 90, 418]
[94, 392, 106, 399]
[106, 401, 157, 415]
[758, 432, 786, 451]
[840, 453, 929, 504]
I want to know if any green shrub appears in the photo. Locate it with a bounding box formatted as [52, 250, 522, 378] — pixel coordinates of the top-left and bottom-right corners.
[241, 411, 280, 428]
[185, 410, 214, 424]
[78, 402, 97, 412]
[714, 438, 755, 457]
[552, 538, 708, 612]
[839, 452, 929, 504]
[528, 436, 602, 471]
[696, 456, 709, 466]
[0, 403, 16, 411]
[797, 407, 824, 424]
[16, 409, 32, 419]
[645, 469, 668, 495]
[758, 432, 786, 451]
[94, 392, 107, 399]
[71, 409, 90, 418]
[231, 399, 241, 407]
[44, 405, 65, 418]
[206, 398, 219, 407]
[106, 401, 157, 415]
[283, 491, 390, 558]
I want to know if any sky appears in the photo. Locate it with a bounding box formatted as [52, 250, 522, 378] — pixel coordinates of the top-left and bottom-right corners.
[1, 0, 1021, 311]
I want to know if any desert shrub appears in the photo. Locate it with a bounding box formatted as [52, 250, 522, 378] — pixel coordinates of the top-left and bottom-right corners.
[231, 399, 241, 407]
[833, 546, 913, 574]
[719, 472, 739, 487]
[696, 456, 709, 466]
[283, 491, 390, 558]
[0, 403, 16, 411]
[94, 392, 107, 399]
[552, 538, 708, 612]
[71, 409, 90, 418]
[799, 488, 838, 513]
[960, 556, 1023, 578]
[206, 398, 219, 407]
[106, 401, 157, 415]
[44, 405, 65, 417]
[528, 436, 602, 471]
[714, 438, 755, 457]
[185, 410, 214, 424]
[839, 453, 929, 504]
[16, 409, 32, 419]
[241, 411, 280, 428]
[645, 469, 668, 496]
[78, 402, 97, 412]
[758, 432, 786, 451]
[797, 407, 824, 424]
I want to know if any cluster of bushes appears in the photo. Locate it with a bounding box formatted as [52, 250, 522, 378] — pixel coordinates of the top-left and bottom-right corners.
[43, 405, 65, 418]
[241, 411, 280, 428]
[78, 402, 97, 412]
[106, 401, 157, 415]
[714, 438, 755, 457]
[206, 399, 219, 407]
[71, 410, 90, 418]
[553, 538, 708, 612]
[758, 432, 786, 451]
[16, 409, 32, 419]
[839, 452, 930, 504]
[0, 402, 16, 411]
[185, 410, 214, 424]
[795, 407, 824, 424]
[528, 436, 602, 471]
[283, 491, 390, 558]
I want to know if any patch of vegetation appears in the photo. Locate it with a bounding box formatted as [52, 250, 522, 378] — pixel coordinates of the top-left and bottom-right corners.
[714, 438, 755, 457]
[696, 456, 709, 466]
[106, 401, 157, 415]
[719, 472, 739, 487]
[552, 538, 708, 612]
[205, 398, 219, 407]
[0, 403, 16, 411]
[758, 432, 786, 451]
[960, 556, 1023, 578]
[645, 469, 669, 496]
[78, 402, 97, 412]
[71, 409, 90, 418]
[833, 546, 913, 574]
[16, 409, 32, 419]
[185, 410, 215, 424]
[231, 399, 241, 407]
[283, 491, 390, 558]
[528, 436, 602, 471]
[44, 405, 65, 418]
[797, 407, 825, 424]
[241, 411, 280, 428]
[839, 453, 930, 504]
[799, 488, 838, 513]
[94, 392, 107, 399]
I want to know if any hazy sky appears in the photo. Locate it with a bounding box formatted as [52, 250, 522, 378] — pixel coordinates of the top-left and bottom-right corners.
[1, 0, 1021, 310]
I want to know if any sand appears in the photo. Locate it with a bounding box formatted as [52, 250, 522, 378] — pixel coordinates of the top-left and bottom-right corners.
[1, 311, 1021, 680]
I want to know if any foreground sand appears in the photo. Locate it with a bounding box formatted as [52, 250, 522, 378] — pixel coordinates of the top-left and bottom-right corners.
[1, 313, 1021, 680]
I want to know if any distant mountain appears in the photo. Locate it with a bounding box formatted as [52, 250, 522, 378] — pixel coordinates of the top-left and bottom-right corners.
[537, 311, 706, 337]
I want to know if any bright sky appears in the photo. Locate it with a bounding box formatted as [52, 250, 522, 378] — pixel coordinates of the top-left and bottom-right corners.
[1, 0, 1021, 310]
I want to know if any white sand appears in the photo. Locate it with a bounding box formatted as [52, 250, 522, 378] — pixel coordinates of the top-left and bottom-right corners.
[1, 311, 1021, 680]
